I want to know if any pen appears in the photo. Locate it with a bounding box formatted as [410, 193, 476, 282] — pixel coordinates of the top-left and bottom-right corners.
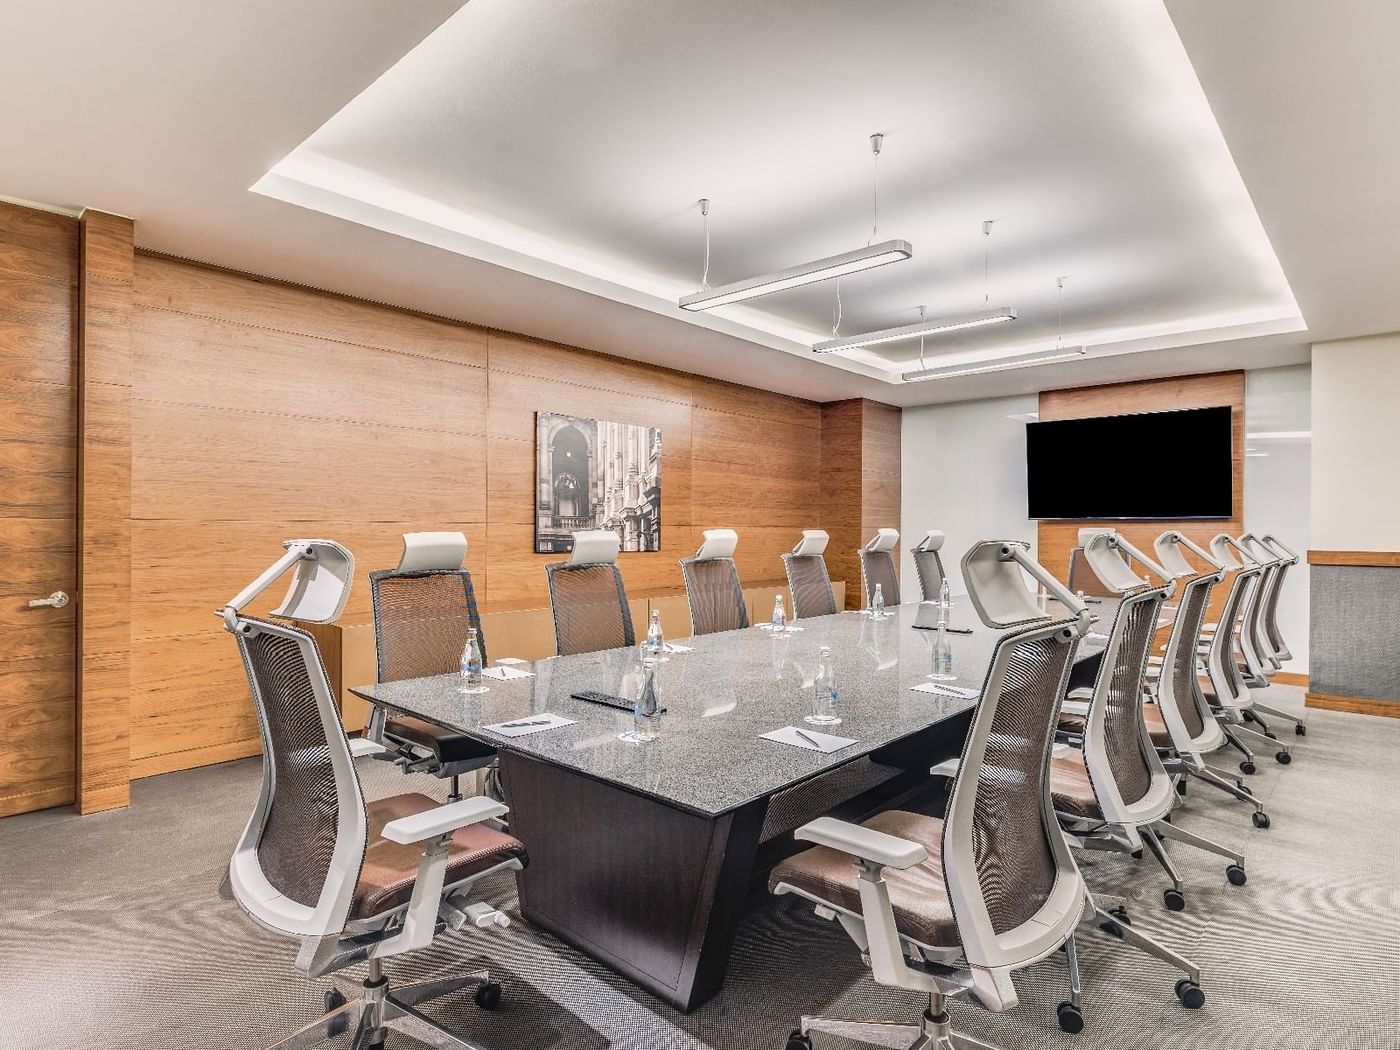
[501, 719, 549, 728]
[795, 728, 821, 748]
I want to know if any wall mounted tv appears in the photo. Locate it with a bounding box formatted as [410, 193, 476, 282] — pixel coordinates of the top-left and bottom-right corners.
[1026, 406, 1233, 520]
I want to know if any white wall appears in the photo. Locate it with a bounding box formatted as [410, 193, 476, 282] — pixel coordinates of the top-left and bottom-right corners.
[1244, 364, 1310, 672]
[1311, 333, 1400, 551]
[900, 393, 1038, 595]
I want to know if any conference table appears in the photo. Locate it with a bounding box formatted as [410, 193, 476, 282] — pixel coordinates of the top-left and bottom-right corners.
[351, 599, 1112, 1011]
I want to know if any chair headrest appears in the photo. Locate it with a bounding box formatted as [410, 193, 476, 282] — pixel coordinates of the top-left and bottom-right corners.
[913, 530, 945, 552]
[695, 528, 738, 560]
[1210, 533, 1242, 569]
[863, 528, 899, 553]
[396, 531, 467, 573]
[567, 529, 621, 566]
[1082, 533, 1147, 593]
[791, 530, 829, 557]
[1077, 526, 1116, 547]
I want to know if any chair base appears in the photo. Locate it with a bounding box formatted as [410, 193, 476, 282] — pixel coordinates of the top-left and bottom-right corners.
[795, 994, 1001, 1050]
[269, 963, 495, 1050]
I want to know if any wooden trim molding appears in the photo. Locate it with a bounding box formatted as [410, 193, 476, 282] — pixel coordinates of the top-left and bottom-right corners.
[1273, 671, 1309, 688]
[76, 211, 135, 814]
[130, 737, 262, 780]
[1305, 691, 1400, 718]
[1307, 550, 1400, 567]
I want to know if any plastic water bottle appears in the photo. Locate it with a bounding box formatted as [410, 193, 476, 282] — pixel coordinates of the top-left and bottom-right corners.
[806, 646, 841, 726]
[459, 627, 489, 694]
[646, 608, 669, 661]
[872, 583, 885, 620]
[939, 577, 952, 619]
[771, 594, 786, 632]
[930, 608, 956, 682]
[620, 656, 661, 743]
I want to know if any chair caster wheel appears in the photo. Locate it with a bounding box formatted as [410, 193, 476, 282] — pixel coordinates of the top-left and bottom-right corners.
[1239, 760, 1256, 775]
[1227, 863, 1247, 886]
[474, 982, 503, 1011]
[1295, 724, 1307, 737]
[1275, 750, 1292, 765]
[1175, 978, 1205, 1009]
[1057, 1001, 1085, 1033]
[1098, 905, 1131, 938]
[1163, 888, 1186, 912]
[786, 1031, 814, 1050]
[1252, 811, 1271, 829]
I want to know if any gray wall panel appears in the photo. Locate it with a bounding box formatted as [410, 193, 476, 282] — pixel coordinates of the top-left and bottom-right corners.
[1310, 565, 1400, 703]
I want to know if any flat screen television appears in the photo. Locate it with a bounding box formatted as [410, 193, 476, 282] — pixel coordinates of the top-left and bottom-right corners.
[1025, 406, 1233, 520]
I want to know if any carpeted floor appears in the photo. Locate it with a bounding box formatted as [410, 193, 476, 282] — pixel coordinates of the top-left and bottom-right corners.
[3, 686, 1397, 1050]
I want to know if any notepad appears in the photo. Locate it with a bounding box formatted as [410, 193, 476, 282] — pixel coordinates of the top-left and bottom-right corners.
[482, 664, 535, 681]
[910, 682, 981, 700]
[761, 726, 857, 754]
[483, 713, 576, 738]
[663, 642, 695, 654]
[756, 623, 806, 632]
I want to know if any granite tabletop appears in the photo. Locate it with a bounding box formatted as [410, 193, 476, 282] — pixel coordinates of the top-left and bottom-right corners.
[351, 600, 1112, 819]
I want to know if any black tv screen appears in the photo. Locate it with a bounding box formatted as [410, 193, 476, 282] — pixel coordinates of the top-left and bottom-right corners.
[1026, 406, 1233, 520]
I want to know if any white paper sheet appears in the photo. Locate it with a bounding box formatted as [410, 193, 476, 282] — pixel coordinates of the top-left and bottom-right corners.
[483, 713, 576, 738]
[760, 725, 857, 754]
[482, 664, 535, 681]
[910, 682, 981, 700]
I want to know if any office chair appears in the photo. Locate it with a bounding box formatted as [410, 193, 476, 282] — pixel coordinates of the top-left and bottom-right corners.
[1049, 533, 1248, 912]
[1205, 534, 1293, 765]
[368, 532, 498, 802]
[221, 539, 526, 1050]
[1238, 533, 1308, 736]
[782, 529, 838, 619]
[1151, 531, 1270, 826]
[773, 543, 1203, 1047]
[680, 528, 749, 635]
[1257, 534, 1302, 667]
[910, 530, 948, 603]
[857, 527, 901, 609]
[544, 529, 635, 656]
[1066, 528, 1125, 599]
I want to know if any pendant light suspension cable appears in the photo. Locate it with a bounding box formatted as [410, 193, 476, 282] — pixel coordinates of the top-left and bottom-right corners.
[1056, 275, 1067, 350]
[697, 198, 711, 291]
[982, 219, 994, 306]
[917, 304, 927, 371]
[868, 132, 884, 246]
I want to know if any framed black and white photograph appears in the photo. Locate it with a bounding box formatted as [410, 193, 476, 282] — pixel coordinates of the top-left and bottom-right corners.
[535, 411, 662, 553]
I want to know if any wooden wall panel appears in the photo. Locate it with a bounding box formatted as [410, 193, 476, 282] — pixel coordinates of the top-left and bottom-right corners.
[124, 255, 889, 777]
[0, 202, 79, 818]
[1036, 372, 1245, 617]
[77, 211, 135, 813]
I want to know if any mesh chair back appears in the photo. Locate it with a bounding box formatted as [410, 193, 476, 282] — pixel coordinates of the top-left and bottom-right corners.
[545, 562, 636, 656]
[1163, 575, 1211, 739]
[783, 553, 838, 619]
[858, 548, 900, 608]
[945, 619, 1079, 937]
[1262, 557, 1291, 655]
[370, 569, 486, 682]
[680, 556, 749, 635]
[1094, 588, 1165, 807]
[235, 617, 365, 914]
[1211, 566, 1257, 703]
[1067, 547, 1119, 598]
[911, 546, 947, 602]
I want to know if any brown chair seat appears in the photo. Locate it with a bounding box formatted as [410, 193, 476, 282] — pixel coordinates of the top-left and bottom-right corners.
[351, 792, 527, 919]
[385, 715, 496, 765]
[1058, 711, 1087, 735]
[768, 810, 958, 948]
[1142, 703, 1172, 748]
[1050, 751, 1102, 820]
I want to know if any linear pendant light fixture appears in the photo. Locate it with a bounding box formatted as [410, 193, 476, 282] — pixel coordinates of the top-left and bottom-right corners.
[680, 133, 911, 311]
[901, 345, 1087, 382]
[814, 304, 1015, 353]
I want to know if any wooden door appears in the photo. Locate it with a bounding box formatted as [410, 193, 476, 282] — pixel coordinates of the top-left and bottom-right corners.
[0, 201, 79, 816]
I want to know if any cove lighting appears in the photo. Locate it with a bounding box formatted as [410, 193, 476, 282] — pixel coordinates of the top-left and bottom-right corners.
[813, 306, 1016, 354]
[678, 239, 912, 311]
[901, 346, 1087, 383]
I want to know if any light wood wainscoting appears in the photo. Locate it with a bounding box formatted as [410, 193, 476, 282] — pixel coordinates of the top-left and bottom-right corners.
[1037, 372, 1245, 626]
[126, 253, 895, 779]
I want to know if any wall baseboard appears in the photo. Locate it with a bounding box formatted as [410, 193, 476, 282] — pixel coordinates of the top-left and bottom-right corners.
[1273, 671, 1309, 687]
[132, 738, 263, 780]
[1306, 550, 1400, 567]
[1305, 691, 1400, 718]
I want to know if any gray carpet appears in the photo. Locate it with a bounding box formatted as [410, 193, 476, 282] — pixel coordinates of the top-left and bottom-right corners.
[3, 686, 1397, 1050]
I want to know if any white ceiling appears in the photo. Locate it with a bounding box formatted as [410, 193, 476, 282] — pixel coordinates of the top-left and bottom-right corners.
[0, 1, 1394, 406]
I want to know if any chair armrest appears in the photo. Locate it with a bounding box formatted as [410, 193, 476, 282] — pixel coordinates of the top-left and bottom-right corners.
[349, 737, 387, 759]
[381, 796, 509, 845]
[795, 816, 928, 870]
[1061, 698, 1090, 717]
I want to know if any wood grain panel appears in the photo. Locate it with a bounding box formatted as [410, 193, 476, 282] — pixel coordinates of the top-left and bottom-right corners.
[0, 377, 77, 518]
[133, 308, 488, 433]
[1036, 373, 1245, 611]
[485, 367, 692, 443]
[1304, 691, 1400, 718]
[822, 400, 867, 610]
[489, 331, 692, 405]
[77, 210, 135, 813]
[0, 653, 75, 809]
[691, 374, 821, 430]
[0, 273, 75, 387]
[131, 400, 487, 522]
[0, 203, 78, 284]
[129, 632, 258, 761]
[135, 253, 487, 366]
[1307, 550, 1400, 567]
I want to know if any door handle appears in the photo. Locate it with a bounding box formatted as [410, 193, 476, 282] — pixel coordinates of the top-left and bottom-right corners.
[27, 591, 70, 609]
